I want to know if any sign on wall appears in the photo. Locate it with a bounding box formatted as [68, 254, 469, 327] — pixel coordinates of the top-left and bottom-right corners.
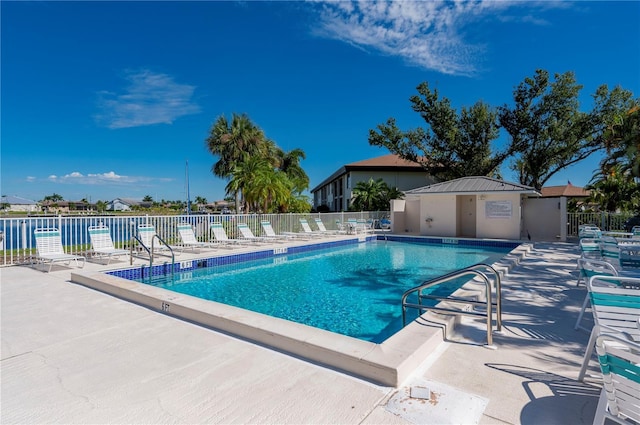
[486, 200, 512, 218]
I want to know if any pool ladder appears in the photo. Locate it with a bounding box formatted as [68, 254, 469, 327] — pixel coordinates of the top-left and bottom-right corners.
[401, 263, 502, 347]
[130, 234, 175, 278]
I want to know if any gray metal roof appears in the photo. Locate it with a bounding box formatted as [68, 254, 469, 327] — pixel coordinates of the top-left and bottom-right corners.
[1, 195, 38, 205]
[404, 176, 540, 195]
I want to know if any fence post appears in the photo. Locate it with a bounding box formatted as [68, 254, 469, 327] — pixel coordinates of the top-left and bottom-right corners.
[21, 220, 27, 252]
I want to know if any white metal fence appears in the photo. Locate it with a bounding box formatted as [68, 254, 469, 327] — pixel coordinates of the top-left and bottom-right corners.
[0, 211, 389, 266]
[567, 212, 635, 237]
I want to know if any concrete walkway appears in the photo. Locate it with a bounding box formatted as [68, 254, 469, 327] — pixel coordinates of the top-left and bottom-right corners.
[1, 241, 601, 424]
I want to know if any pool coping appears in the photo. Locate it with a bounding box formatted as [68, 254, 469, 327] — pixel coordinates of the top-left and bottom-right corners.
[70, 235, 531, 387]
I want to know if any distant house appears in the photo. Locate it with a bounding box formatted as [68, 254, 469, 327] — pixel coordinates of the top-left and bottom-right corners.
[1, 195, 40, 213]
[40, 200, 93, 214]
[106, 198, 152, 211]
[310, 154, 436, 212]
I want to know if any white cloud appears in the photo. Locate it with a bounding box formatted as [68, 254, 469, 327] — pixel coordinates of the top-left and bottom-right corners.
[45, 171, 174, 186]
[311, 0, 563, 76]
[95, 69, 201, 129]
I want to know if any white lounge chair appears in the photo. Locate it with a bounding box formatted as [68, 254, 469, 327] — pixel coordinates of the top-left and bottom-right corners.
[177, 223, 216, 252]
[313, 218, 343, 235]
[578, 275, 640, 382]
[88, 225, 130, 264]
[33, 228, 86, 272]
[592, 334, 640, 425]
[136, 224, 179, 256]
[237, 223, 270, 243]
[347, 218, 371, 234]
[260, 221, 295, 241]
[210, 222, 248, 247]
[299, 219, 325, 238]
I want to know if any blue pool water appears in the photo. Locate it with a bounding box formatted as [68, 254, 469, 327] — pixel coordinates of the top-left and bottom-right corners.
[136, 240, 512, 343]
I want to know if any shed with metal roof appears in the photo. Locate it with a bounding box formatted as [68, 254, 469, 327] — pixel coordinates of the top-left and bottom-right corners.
[392, 176, 541, 240]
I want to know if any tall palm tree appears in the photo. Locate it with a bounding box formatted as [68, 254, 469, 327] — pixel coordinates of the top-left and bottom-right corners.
[279, 148, 309, 193]
[206, 113, 266, 212]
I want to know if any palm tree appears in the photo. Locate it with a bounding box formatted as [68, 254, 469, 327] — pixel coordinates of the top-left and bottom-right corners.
[601, 105, 640, 178]
[587, 164, 639, 212]
[249, 168, 292, 213]
[43, 193, 64, 202]
[279, 148, 309, 193]
[351, 178, 388, 211]
[206, 113, 267, 212]
[225, 156, 272, 213]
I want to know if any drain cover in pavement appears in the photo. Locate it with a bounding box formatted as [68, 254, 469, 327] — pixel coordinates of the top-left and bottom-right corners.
[385, 378, 488, 424]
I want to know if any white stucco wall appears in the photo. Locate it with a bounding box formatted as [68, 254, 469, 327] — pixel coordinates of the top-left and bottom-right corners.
[475, 193, 522, 240]
[522, 197, 564, 241]
[419, 195, 458, 237]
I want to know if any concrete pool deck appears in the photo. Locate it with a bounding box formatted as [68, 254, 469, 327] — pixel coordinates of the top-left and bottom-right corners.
[1, 237, 601, 424]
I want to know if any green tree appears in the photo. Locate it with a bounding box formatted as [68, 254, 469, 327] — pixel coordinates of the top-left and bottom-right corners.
[498, 70, 634, 190]
[194, 196, 207, 206]
[43, 193, 64, 202]
[351, 178, 389, 211]
[142, 195, 153, 203]
[599, 102, 640, 179]
[381, 186, 405, 209]
[95, 200, 107, 213]
[586, 164, 640, 212]
[206, 113, 267, 212]
[225, 156, 271, 213]
[369, 82, 505, 180]
[278, 148, 309, 194]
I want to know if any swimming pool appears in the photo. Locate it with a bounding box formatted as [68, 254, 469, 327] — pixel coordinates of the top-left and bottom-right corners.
[135, 240, 512, 343]
[72, 234, 527, 386]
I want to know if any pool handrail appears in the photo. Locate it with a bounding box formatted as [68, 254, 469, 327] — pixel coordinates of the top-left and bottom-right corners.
[132, 231, 175, 278]
[401, 263, 502, 347]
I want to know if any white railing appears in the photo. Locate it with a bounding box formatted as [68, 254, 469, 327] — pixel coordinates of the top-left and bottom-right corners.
[567, 212, 635, 237]
[0, 211, 389, 266]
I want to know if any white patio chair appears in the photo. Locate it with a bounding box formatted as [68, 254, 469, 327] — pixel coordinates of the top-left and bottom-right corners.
[592, 333, 640, 425]
[210, 222, 248, 247]
[136, 224, 180, 256]
[237, 223, 270, 243]
[88, 225, 129, 264]
[574, 258, 620, 331]
[579, 225, 602, 239]
[580, 238, 602, 259]
[578, 275, 640, 382]
[260, 221, 295, 241]
[33, 228, 86, 272]
[177, 223, 216, 252]
[298, 219, 325, 238]
[313, 218, 344, 235]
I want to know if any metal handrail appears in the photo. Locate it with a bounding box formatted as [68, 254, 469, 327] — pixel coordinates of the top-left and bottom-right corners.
[131, 234, 175, 279]
[401, 263, 502, 346]
[151, 234, 175, 277]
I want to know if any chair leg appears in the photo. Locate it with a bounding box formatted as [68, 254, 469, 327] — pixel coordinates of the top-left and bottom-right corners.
[578, 325, 599, 382]
[574, 293, 590, 330]
[592, 388, 607, 425]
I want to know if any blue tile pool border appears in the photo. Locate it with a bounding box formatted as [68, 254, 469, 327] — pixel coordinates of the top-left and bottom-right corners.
[106, 235, 520, 280]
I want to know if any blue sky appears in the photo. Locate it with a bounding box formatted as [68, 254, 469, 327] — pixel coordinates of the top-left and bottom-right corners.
[2, 1, 639, 204]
